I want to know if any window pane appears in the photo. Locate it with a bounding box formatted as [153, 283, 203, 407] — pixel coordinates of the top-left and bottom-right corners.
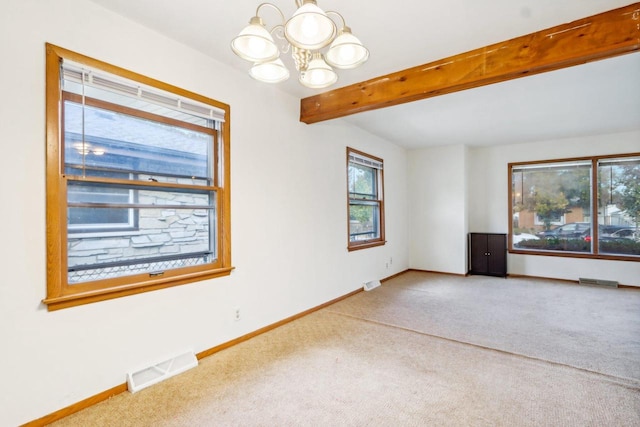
[64, 100, 212, 180]
[512, 162, 592, 252]
[69, 207, 132, 229]
[597, 157, 640, 256]
[67, 181, 217, 283]
[348, 163, 377, 199]
[67, 169, 134, 231]
[349, 201, 380, 242]
[67, 200, 217, 284]
[63, 98, 219, 282]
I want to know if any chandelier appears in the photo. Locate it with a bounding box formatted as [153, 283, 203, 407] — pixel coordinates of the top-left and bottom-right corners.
[231, 0, 369, 89]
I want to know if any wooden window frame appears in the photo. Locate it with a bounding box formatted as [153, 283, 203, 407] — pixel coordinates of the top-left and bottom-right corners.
[508, 152, 640, 262]
[44, 44, 232, 311]
[347, 147, 385, 251]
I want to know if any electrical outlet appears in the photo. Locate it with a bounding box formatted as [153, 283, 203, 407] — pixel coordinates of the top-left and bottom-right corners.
[385, 262, 389, 269]
[390, 257, 393, 265]
[234, 307, 240, 321]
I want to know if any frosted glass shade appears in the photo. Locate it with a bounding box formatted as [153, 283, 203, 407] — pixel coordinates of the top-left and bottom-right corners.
[249, 59, 290, 83]
[326, 28, 369, 69]
[285, 1, 336, 50]
[299, 53, 337, 88]
[231, 17, 279, 63]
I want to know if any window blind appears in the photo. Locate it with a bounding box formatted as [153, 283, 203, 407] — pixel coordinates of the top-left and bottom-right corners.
[349, 153, 383, 170]
[61, 60, 226, 123]
[598, 157, 640, 167]
[512, 160, 590, 172]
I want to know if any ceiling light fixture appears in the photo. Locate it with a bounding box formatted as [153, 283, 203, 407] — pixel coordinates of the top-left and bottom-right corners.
[231, 0, 369, 89]
[72, 142, 105, 156]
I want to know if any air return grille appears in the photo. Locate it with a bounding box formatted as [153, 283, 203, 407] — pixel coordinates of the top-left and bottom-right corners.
[126, 349, 198, 393]
[578, 278, 619, 288]
[363, 280, 381, 291]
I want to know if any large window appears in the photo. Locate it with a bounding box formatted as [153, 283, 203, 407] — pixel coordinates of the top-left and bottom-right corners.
[45, 44, 232, 310]
[510, 153, 640, 260]
[347, 148, 385, 250]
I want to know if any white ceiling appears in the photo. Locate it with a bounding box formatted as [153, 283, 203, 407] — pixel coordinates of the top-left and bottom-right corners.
[88, 0, 640, 148]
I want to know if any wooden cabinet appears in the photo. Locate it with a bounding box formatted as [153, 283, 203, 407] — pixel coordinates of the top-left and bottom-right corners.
[468, 233, 507, 277]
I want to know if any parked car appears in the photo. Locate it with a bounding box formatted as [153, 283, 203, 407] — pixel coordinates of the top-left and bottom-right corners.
[582, 225, 629, 242]
[600, 228, 640, 241]
[537, 222, 590, 239]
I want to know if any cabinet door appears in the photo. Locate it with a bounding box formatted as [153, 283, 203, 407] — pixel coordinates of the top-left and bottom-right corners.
[470, 234, 488, 274]
[486, 234, 506, 276]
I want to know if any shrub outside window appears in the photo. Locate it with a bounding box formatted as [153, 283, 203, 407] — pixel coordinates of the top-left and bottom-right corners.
[44, 44, 232, 310]
[510, 154, 640, 260]
[347, 148, 385, 250]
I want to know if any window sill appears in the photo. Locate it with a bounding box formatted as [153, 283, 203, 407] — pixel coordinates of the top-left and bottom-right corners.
[43, 266, 234, 311]
[509, 248, 639, 262]
[348, 240, 386, 252]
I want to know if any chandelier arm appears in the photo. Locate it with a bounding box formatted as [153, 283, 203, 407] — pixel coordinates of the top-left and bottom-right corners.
[325, 10, 347, 29]
[294, 0, 303, 8]
[271, 25, 290, 53]
[256, 3, 286, 27]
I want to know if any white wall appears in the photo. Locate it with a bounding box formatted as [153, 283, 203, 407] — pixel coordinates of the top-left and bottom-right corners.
[3, 2, 638, 424]
[0, 1, 408, 425]
[468, 130, 640, 286]
[408, 144, 469, 274]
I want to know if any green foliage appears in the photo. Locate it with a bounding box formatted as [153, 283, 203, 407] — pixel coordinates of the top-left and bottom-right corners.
[616, 163, 640, 225]
[516, 237, 640, 255]
[559, 167, 591, 210]
[515, 238, 590, 252]
[524, 192, 569, 231]
[350, 205, 372, 224]
[349, 163, 377, 225]
[600, 239, 640, 255]
[516, 165, 590, 230]
[349, 164, 374, 196]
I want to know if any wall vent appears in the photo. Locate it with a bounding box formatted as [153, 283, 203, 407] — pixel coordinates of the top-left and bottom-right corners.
[126, 349, 198, 393]
[578, 277, 618, 288]
[363, 280, 381, 291]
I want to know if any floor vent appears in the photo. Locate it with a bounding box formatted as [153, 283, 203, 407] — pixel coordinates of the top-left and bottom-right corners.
[126, 349, 198, 393]
[578, 277, 619, 288]
[363, 280, 381, 291]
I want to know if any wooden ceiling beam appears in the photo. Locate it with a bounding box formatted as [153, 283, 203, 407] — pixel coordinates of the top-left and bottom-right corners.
[300, 3, 640, 124]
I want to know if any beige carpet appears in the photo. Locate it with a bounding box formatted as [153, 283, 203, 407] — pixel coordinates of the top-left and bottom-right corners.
[328, 272, 640, 381]
[49, 272, 640, 426]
